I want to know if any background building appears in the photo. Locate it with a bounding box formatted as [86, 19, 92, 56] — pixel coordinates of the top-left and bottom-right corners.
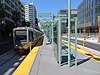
[58, 9, 77, 33]
[25, 3, 37, 27]
[0, 0, 25, 27]
[0, 0, 25, 41]
[78, 0, 100, 33]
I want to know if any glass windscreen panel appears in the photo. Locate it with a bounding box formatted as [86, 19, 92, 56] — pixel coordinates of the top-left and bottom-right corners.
[15, 30, 27, 42]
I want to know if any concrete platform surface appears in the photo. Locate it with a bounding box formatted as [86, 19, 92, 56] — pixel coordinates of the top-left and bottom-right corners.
[29, 36, 100, 75]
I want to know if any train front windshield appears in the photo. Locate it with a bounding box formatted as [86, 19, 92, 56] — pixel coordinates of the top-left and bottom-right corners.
[15, 30, 27, 43]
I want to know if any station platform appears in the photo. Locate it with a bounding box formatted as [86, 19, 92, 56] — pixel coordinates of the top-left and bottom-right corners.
[13, 36, 100, 75]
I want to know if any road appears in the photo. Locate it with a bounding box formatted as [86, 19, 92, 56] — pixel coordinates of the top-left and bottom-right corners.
[62, 37, 100, 52]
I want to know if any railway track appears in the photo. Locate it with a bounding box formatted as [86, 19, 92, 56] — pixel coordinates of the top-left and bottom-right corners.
[0, 50, 16, 66]
[0, 37, 41, 74]
[62, 37, 100, 52]
[0, 41, 13, 55]
[0, 50, 26, 75]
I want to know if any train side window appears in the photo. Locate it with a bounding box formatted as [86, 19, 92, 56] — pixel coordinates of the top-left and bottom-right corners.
[29, 31, 34, 42]
[33, 31, 36, 40]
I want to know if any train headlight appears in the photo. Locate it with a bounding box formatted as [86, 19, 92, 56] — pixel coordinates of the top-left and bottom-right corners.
[16, 45, 18, 46]
[24, 44, 27, 46]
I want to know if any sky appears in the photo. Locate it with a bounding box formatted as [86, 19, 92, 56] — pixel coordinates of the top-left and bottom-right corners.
[21, 0, 83, 14]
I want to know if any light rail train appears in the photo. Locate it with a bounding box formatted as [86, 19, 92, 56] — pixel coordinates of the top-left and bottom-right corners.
[13, 27, 43, 54]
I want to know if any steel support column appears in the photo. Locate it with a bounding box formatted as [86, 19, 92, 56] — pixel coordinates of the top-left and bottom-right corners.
[49, 26, 52, 43]
[68, 0, 71, 67]
[58, 17, 62, 65]
[51, 15, 54, 45]
[75, 18, 78, 66]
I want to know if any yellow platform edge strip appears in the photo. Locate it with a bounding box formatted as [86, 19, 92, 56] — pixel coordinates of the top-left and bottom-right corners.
[12, 38, 43, 75]
[62, 40, 100, 63]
